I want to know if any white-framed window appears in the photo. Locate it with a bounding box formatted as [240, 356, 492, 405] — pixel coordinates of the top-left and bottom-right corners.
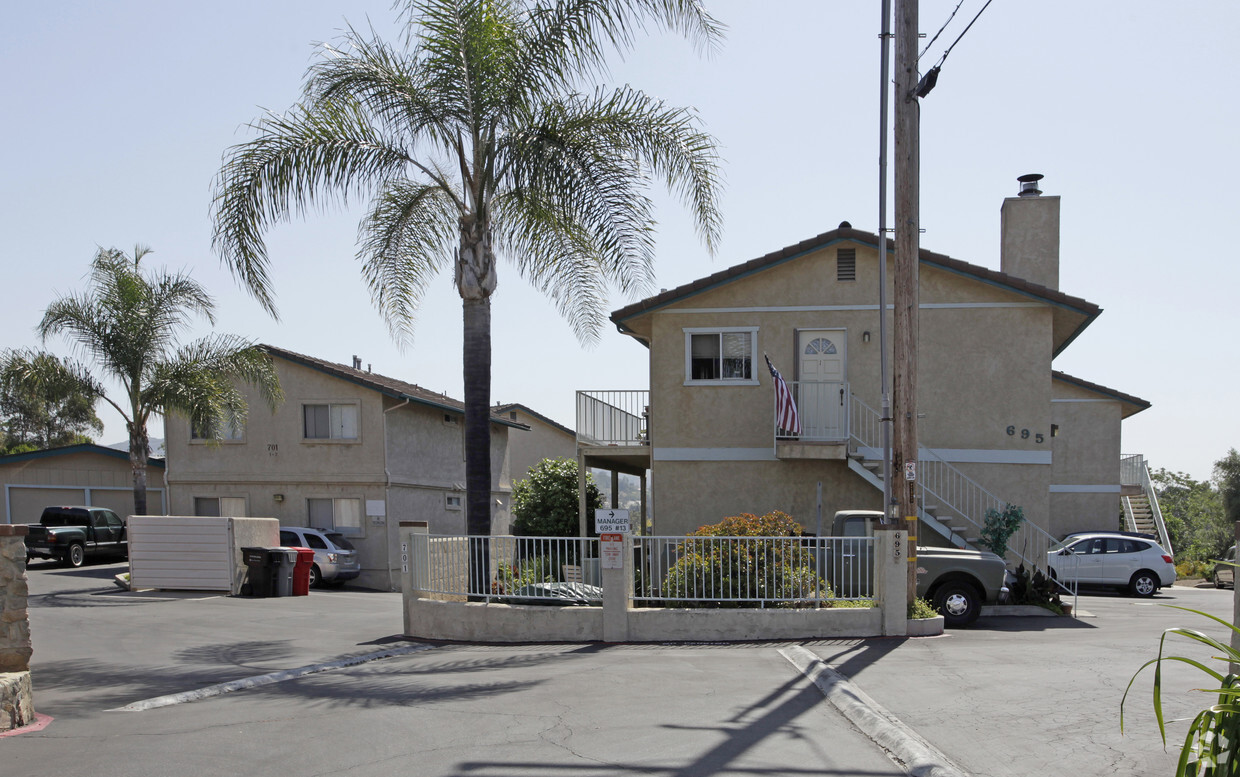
[303, 402, 359, 440]
[684, 327, 759, 385]
[307, 497, 363, 534]
[194, 496, 248, 517]
[191, 414, 245, 442]
[445, 493, 463, 511]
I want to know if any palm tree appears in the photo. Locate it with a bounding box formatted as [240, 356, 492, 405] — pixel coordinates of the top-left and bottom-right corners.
[211, 0, 724, 566]
[38, 245, 283, 516]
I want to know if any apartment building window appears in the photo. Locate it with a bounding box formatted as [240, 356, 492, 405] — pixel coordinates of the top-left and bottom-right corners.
[303, 403, 359, 440]
[194, 496, 248, 517]
[307, 497, 362, 534]
[684, 327, 759, 384]
[191, 414, 245, 441]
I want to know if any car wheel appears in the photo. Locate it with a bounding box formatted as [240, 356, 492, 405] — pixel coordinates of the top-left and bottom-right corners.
[1129, 570, 1158, 598]
[308, 564, 321, 589]
[933, 581, 982, 626]
[66, 543, 85, 568]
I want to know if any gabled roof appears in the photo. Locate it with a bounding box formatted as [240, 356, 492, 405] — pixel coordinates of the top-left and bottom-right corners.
[1052, 371, 1151, 418]
[493, 402, 575, 437]
[0, 443, 165, 468]
[611, 226, 1102, 356]
[261, 345, 526, 429]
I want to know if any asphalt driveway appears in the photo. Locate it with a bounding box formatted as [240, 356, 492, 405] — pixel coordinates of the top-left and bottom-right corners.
[9, 560, 1236, 777]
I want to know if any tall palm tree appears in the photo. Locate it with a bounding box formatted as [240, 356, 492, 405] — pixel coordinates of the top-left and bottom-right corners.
[38, 246, 283, 516]
[212, 0, 724, 563]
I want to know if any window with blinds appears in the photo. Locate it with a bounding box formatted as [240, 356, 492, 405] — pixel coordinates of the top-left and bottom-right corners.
[303, 403, 359, 440]
[684, 328, 758, 384]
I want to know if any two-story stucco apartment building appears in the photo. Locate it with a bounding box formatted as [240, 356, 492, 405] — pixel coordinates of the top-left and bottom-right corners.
[165, 346, 529, 590]
[577, 178, 1152, 558]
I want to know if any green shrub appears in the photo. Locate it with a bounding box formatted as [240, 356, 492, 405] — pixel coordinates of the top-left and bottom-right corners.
[979, 504, 1025, 558]
[512, 458, 602, 537]
[1007, 563, 1064, 614]
[659, 511, 830, 608]
[496, 555, 556, 592]
[908, 596, 938, 619]
[1176, 560, 1215, 579]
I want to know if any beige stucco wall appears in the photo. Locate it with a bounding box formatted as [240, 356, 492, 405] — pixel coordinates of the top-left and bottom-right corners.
[0, 451, 165, 523]
[502, 408, 576, 480]
[166, 357, 513, 590]
[636, 239, 1059, 536]
[1049, 379, 1124, 538]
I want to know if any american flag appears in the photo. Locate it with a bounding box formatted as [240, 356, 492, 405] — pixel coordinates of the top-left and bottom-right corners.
[765, 355, 800, 435]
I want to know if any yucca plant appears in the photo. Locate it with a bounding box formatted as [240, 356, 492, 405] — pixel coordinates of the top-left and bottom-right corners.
[1122, 604, 1240, 776]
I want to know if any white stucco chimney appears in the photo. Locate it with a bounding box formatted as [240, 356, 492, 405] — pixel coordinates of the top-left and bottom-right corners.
[1000, 173, 1060, 290]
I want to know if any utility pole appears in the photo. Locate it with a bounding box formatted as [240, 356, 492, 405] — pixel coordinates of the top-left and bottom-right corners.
[893, 0, 920, 601]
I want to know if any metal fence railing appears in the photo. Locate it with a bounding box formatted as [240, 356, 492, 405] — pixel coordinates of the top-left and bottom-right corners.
[576, 390, 650, 446]
[775, 381, 849, 442]
[416, 535, 602, 605]
[632, 535, 874, 607]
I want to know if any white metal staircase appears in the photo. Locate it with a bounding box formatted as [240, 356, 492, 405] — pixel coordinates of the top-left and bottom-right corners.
[1121, 454, 1173, 554]
[849, 396, 1070, 591]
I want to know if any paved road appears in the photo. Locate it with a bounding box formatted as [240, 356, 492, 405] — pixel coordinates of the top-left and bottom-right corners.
[9, 559, 1236, 776]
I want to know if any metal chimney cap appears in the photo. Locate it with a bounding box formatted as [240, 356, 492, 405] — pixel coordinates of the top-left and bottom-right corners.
[1017, 173, 1044, 197]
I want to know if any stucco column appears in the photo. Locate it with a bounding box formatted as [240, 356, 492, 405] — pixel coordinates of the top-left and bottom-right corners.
[399, 521, 429, 637]
[875, 529, 908, 637]
[601, 534, 631, 643]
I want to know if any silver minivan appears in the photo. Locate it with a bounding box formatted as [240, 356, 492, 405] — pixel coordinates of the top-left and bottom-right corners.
[279, 526, 361, 587]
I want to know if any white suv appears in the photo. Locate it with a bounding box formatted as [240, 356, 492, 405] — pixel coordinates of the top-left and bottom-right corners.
[1046, 532, 1176, 597]
[278, 527, 361, 587]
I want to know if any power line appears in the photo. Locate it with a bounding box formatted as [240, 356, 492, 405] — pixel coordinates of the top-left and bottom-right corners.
[930, 0, 996, 70]
[919, 0, 965, 60]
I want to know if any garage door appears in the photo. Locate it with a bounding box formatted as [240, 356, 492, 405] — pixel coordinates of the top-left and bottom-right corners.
[8, 488, 86, 524]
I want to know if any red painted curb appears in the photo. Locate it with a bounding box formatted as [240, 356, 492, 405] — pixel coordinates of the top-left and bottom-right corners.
[0, 713, 53, 737]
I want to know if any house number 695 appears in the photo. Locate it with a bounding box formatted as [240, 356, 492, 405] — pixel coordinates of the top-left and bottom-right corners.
[1006, 426, 1044, 444]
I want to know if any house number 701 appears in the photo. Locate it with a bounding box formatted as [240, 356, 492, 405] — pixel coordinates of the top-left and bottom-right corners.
[1006, 426, 1044, 444]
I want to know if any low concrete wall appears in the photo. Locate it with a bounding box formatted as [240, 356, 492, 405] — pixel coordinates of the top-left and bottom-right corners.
[399, 523, 909, 643]
[0, 525, 34, 731]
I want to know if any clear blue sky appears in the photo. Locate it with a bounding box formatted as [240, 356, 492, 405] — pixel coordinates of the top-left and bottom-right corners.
[3, 1, 1236, 481]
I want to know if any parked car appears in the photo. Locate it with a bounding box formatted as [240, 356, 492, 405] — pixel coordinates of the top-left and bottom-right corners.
[1215, 545, 1236, 589]
[278, 527, 361, 587]
[1046, 532, 1175, 597]
[25, 506, 128, 567]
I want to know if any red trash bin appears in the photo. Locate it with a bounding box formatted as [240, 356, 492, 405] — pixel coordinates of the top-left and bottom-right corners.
[291, 547, 315, 596]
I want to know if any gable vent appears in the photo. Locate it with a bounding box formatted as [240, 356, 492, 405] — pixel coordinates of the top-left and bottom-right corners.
[836, 248, 857, 282]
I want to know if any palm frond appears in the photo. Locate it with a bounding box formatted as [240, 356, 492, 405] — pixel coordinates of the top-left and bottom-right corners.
[357, 180, 458, 346]
[211, 99, 414, 317]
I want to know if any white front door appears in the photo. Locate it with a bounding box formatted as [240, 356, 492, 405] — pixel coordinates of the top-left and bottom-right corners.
[797, 330, 846, 440]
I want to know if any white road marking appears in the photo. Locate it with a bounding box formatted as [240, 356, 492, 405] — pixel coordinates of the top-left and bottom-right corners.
[109, 643, 434, 712]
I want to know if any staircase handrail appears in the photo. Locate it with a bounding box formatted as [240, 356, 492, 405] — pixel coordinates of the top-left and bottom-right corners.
[1137, 459, 1173, 555]
[850, 395, 1070, 592]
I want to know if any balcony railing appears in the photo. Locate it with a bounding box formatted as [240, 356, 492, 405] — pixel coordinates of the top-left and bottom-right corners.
[576, 390, 649, 446]
[775, 380, 849, 442]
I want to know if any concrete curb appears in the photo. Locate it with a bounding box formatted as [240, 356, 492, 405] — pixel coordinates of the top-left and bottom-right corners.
[780, 645, 971, 777]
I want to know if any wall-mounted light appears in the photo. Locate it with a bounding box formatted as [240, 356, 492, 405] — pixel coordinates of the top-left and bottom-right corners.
[273, 493, 285, 502]
[862, 331, 871, 343]
[1051, 424, 1059, 438]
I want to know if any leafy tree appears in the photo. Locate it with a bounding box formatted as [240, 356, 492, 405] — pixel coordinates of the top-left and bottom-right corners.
[0, 350, 103, 452]
[1214, 448, 1240, 527]
[37, 245, 283, 515]
[512, 457, 602, 537]
[979, 504, 1024, 559]
[1153, 468, 1226, 563]
[211, 0, 724, 572]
